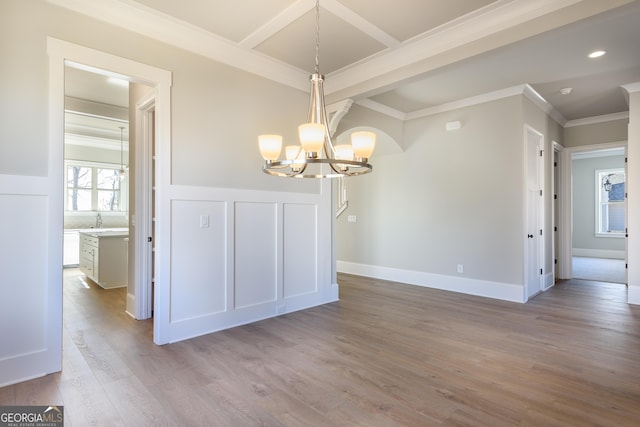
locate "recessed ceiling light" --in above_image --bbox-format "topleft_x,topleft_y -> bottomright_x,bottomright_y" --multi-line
588,50 -> 606,59
560,87 -> 572,95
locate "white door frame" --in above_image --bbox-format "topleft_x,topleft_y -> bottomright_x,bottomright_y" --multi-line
524,125 -> 545,301
47,38 -> 172,348
557,140 -> 628,280
552,141 -> 564,285
133,93 -> 156,319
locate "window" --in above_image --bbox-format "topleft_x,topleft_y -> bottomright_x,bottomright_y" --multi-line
66,162 -> 125,212
596,169 -> 625,236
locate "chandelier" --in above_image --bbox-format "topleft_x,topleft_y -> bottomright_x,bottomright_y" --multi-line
258,0 -> 375,178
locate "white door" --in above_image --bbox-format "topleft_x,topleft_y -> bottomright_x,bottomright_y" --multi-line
525,126 -> 544,299
625,146 -> 629,284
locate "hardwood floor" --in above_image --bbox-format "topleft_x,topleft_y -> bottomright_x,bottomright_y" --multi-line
2,271 -> 639,426
572,256 -> 626,284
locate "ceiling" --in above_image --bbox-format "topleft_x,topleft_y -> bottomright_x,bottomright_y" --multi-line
56,0 -> 640,125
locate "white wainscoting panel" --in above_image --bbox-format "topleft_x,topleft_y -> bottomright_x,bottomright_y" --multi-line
170,200 -> 227,322
0,173 -> 61,387
162,184 -> 335,343
234,202 -> 278,309
0,194 -> 49,359
283,203 -> 318,299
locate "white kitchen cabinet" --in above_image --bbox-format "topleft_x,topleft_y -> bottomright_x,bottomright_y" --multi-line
79,231 -> 128,288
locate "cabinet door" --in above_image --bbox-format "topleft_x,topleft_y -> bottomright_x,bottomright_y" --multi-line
92,245 -> 99,281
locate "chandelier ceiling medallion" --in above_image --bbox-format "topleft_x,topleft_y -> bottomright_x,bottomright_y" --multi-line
258,0 -> 375,178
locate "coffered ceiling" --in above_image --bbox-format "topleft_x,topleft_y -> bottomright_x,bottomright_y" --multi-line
54,0 -> 640,124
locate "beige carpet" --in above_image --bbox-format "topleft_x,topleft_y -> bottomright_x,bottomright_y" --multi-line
572,256 -> 626,284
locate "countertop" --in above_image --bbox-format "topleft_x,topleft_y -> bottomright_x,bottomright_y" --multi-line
76,228 -> 129,238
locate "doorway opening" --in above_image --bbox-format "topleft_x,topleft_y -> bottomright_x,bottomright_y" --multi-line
63,63 -> 156,325
49,37 -> 172,350
558,142 -> 628,285
63,64 -> 131,288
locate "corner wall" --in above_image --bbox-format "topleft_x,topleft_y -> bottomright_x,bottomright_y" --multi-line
337,95 -> 527,302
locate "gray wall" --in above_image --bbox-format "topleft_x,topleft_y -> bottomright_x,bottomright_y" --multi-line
0,0 -> 316,194
572,155 -> 626,253
522,96 -> 564,277
337,95 -> 527,286
564,119 -> 628,147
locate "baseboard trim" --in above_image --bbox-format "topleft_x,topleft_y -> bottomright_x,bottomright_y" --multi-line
572,248 -> 625,259
545,272 -> 555,289
337,261 -> 525,303
628,285 -> 640,305
126,292 -> 136,319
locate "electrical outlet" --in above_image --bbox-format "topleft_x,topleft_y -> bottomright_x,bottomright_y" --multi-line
348,215 -> 357,223
200,214 -> 209,228
457,264 -> 464,274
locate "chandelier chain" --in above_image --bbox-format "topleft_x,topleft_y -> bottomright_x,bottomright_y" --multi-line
314,0 -> 320,74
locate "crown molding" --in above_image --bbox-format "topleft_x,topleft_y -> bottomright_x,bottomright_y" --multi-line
355,99 -> 407,121
622,82 -> 640,94
65,133 -> 129,151
65,96 -> 128,121
564,111 -> 630,128
324,0 -> 583,96
47,0 -> 588,98
406,85 -> 526,121
621,81 -> 640,105
571,146 -> 625,160
522,84 -> 567,126
356,84 -> 569,128
45,0 -> 309,91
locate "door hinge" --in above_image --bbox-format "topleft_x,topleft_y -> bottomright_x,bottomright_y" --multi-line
554,226 -> 558,232
554,194 -> 558,200
148,236 -> 153,243
539,229 -> 543,236
539,189 -> 543,196
540,150 -> 544,157
540,268 -> 543,275
555,259 -> 558,265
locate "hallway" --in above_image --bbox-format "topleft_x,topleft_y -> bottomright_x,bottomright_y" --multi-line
572,256 -> 626,284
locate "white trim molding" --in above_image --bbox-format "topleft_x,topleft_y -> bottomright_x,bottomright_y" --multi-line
337,261 -> 525,303
572,248 -> 626,259
565,111 -> 629,128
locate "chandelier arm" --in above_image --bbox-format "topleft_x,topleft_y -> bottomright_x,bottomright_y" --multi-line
257,0 -> 375,179
263,158 -> 372,178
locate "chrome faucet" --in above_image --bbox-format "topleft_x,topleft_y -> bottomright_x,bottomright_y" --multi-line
96,213 -> 103,228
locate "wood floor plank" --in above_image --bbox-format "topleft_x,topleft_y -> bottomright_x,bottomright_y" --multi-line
2,270 -> 640,426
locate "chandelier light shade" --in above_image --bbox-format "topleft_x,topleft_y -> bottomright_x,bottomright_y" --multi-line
351,131 -> 376,159
258,0 -> 375,178
258,134 -> 283,161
